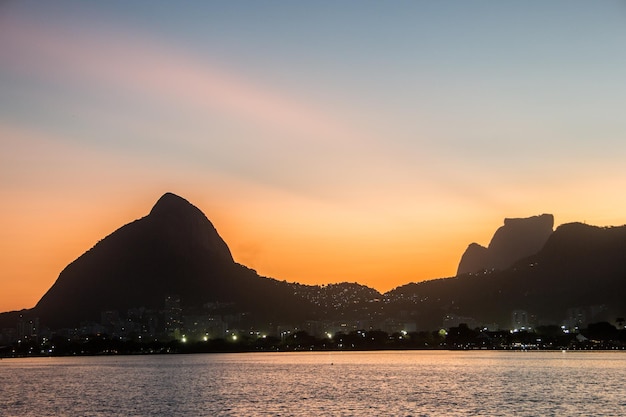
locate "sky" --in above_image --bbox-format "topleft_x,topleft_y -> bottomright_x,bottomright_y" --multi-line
2,0 -> 626,312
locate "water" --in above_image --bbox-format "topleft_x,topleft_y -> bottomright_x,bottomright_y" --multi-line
1,351 -> 625,416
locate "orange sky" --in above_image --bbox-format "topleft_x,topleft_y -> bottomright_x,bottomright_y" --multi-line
2,2 -> 626,312
2,180 -> 626,313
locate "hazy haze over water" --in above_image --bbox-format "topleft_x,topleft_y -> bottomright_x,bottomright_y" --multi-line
2,351 -> 626,416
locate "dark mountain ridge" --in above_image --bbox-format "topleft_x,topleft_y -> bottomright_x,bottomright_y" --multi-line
389,222 -> 626,328
457,214 -> 554,275
27,193 -> 316,328
1,193 -> 625,334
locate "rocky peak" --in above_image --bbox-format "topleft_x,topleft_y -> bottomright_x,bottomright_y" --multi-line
32,193 -> 236,327
457,214 -> 554,275
149,192 -> 233,263
456,243 -> 489,276
150,192 -> 204,218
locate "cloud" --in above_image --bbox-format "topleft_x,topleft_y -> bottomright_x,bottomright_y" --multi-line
1,14 -> 416,203
4,12 -> 592,215
0,16 -> 367,150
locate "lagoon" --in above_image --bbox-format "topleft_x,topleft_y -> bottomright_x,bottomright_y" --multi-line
2,351 -> 625,416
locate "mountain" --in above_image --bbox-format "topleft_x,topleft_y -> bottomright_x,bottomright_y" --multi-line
390,222 -> 626,329
457,214 -> 554,275
456,243 -> 488,276
1,194 -> 624,336
27,193 -> 316,328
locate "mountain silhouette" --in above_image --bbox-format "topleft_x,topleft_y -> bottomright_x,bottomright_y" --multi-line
1,195 -> 624,334
30,193 -> 313,328
390,221 -> 626,329
457,214 -> 554,275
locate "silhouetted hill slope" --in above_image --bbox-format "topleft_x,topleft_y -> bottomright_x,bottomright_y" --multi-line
457,214 -> 554,275
29,193 -> 315,328
390,222 -> 626,328
456,243 -> 488,276
291,282 -> 382,320
1,197 -> 624,333
529,223 -> 626,313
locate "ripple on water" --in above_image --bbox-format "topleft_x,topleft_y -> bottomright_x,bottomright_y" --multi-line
1,351 -> 626,416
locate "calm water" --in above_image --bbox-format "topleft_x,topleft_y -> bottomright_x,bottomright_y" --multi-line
1,351 -> 625,416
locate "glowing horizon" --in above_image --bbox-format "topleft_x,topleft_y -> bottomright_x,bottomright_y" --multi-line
2,1 -> 626,312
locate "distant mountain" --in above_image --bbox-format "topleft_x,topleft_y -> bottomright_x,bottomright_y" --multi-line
390,222 -> 626,329
1,195 -> 624,335
26,193 -> 317,328
457,214 -> 554,275
456,243 -> 488,276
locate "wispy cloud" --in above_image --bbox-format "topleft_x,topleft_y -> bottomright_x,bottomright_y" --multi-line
0,16 -> 368,149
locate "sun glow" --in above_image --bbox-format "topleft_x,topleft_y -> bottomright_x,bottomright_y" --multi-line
2,2 -> 626,312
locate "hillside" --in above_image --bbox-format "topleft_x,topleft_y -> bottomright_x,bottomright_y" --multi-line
1,194 -> 625,336
457,214 -> 554,275
389,222 -> 626,329
18,193 -> 317,328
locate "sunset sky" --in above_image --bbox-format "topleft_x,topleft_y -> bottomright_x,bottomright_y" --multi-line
2,1 -> 626,312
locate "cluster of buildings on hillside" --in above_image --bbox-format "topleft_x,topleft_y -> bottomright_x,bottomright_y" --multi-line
0,294 -> 617,348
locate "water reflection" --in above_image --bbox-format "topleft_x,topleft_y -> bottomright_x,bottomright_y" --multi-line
1,351 -> 625,416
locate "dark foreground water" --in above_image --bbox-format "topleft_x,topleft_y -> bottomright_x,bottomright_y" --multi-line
1,350 -> 625,416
